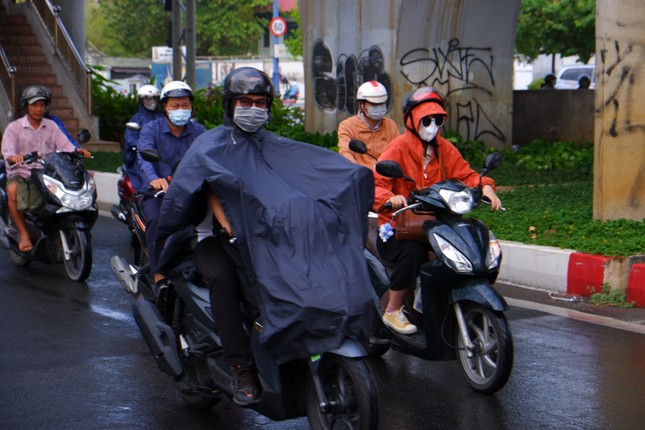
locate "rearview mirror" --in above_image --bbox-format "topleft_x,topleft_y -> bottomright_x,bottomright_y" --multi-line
348,139 -> 368,154
375,160 -> 404,179
139,148 -> 161,163
126,122 -> 141,131
483,152 -> 503,171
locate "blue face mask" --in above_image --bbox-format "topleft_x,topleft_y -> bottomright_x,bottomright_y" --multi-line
168,109 -> 191,126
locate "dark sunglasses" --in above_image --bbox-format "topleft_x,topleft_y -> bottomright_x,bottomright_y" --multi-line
237,97 -> 269,109
421,115 -> 445,127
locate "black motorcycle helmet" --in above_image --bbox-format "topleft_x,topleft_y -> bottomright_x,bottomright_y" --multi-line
222,67 -> 274,117
21,85 -> 51,112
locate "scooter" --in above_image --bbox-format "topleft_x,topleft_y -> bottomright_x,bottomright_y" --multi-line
110,151 -> 379,429
0,136 -> 98,282
110,122 -> 149,266
351,139 -> 514,394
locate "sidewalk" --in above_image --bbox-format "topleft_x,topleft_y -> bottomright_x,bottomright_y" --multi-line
92,171 -> 645,310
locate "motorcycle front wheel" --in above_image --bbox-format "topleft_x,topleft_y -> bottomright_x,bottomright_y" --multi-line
306,355 -> 379,430
456,303 -> 514,394
62,229 -> 92,282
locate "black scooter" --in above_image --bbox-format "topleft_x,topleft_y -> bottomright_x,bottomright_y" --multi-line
351,140 -> 514,394
0,132 -> 98,281
110,150 -> 379,429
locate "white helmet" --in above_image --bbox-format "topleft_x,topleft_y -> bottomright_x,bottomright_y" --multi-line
356,80 -> 388,104
160,81 -> 194,103
137,84 -> 160,99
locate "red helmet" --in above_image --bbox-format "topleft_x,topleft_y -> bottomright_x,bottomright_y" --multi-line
402,86 -> 447,134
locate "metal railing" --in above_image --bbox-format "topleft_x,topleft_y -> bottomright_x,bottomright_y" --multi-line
0,43 -> 17,120
28,0 -> 92,114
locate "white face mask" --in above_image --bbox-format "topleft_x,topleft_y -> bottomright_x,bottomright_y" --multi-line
366,105 -> 387,121
418,121 -> 440,142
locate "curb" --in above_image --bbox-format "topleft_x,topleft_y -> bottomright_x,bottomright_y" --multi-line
92,171 -> 645,307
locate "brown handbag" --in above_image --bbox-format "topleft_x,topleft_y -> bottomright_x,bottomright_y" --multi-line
394,209 -> 436,242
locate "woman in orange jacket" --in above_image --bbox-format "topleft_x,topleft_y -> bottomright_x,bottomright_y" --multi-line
373,87 -> 503,334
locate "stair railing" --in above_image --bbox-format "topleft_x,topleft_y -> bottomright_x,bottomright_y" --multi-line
28,0 -> 92,115
0,43 -> 17,120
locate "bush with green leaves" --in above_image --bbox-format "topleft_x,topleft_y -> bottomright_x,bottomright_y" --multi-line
91,68 -> 138,143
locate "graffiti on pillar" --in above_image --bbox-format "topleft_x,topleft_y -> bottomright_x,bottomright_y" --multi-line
399,38 -> 505,143
400,39 -> 495,96
311,39 -> 392,114
599,40 -> 644,137
456,98 -> 505,143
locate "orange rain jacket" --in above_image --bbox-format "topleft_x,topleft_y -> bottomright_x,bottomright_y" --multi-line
373,129 -> 496,227
337,114 -> 400,169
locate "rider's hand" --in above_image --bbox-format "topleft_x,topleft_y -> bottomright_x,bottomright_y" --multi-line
483,185 -> 502,211
77,148 -> 92,158
7,155 -> 23,165
386,195 -> 407,210
150,177 -> 169,192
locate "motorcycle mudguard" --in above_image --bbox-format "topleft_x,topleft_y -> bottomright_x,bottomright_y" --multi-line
132,295 -> 183,377
449,277 -> 508,311
327,339 -> 367,358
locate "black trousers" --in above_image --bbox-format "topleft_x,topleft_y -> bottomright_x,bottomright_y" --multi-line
376,235 -> 430,292
194,236 -> 250,367
141,193 -> 162,273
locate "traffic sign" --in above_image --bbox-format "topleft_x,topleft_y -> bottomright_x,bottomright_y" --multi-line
270,17 -> 287,37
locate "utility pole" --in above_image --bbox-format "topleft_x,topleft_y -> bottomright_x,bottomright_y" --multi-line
170,0 -> 196,88
272,0 -> 280,96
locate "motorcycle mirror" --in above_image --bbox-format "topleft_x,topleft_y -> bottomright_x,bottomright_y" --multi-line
483,152 -> 503,171
125,122 -> 141,131
139,148 -> 161,163
375,160 -> 405,179
348,139 -> 368,154
348,139 -> 379,161
376,160 -> 417,187
76,129 -> 91,144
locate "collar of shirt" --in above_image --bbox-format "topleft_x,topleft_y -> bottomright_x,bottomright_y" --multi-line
359,111 -> 382,132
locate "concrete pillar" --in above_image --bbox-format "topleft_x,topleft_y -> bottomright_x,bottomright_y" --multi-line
594,0 -> 645,221
300,0 -> 519,149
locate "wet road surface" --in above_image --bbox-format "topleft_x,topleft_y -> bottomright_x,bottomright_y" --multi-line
1,216 -> 644,429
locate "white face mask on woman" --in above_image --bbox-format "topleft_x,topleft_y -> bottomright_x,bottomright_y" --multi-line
418,115 -> 445,141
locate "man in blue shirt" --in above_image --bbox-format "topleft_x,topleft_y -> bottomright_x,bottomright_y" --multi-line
137,81 -> 205,291
124,84 -> 164,192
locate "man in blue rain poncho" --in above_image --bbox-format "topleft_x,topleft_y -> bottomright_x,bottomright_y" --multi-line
156,67 -> 376,406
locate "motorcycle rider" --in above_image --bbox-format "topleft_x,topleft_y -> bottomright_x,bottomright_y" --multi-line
157,67 -> 376,407
374,86 -> 502,334
1,85 -> 91,253
124,84 -> 164,192
137,81 -> 205,290
338,80 -> 399,169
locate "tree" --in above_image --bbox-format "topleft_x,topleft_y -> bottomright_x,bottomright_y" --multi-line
516,0 -> 596,68
86,0 -> 272,58
284,7 -> 302,58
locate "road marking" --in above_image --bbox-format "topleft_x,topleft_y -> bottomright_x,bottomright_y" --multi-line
507,297 -> 645,335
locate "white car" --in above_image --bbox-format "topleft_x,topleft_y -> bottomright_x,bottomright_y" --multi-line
555,65 -> 595,89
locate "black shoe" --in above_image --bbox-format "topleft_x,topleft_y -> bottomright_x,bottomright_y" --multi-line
231,362 -> 261,406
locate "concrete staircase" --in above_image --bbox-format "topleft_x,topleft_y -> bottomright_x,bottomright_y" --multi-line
0,1 -> 81,138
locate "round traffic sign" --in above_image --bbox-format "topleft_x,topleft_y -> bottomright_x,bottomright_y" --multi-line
270,17 -> 287,37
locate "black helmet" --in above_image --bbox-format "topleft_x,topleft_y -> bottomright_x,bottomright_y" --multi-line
222,67 -> 273,116
21,85 -> 51,111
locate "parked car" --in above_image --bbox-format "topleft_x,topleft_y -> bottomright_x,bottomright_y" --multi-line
555,65 -> 595,89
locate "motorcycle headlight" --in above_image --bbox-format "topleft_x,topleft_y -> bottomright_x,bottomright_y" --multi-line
438,188 -> 475,214
43,176 -> 95,212
486,232 -> 502,270
433,233 -> 473,273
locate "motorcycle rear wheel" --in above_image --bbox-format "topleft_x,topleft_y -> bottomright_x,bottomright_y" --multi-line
63,229 -> 92,282
456,303 -> 514,394
306,355 -> 379,430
